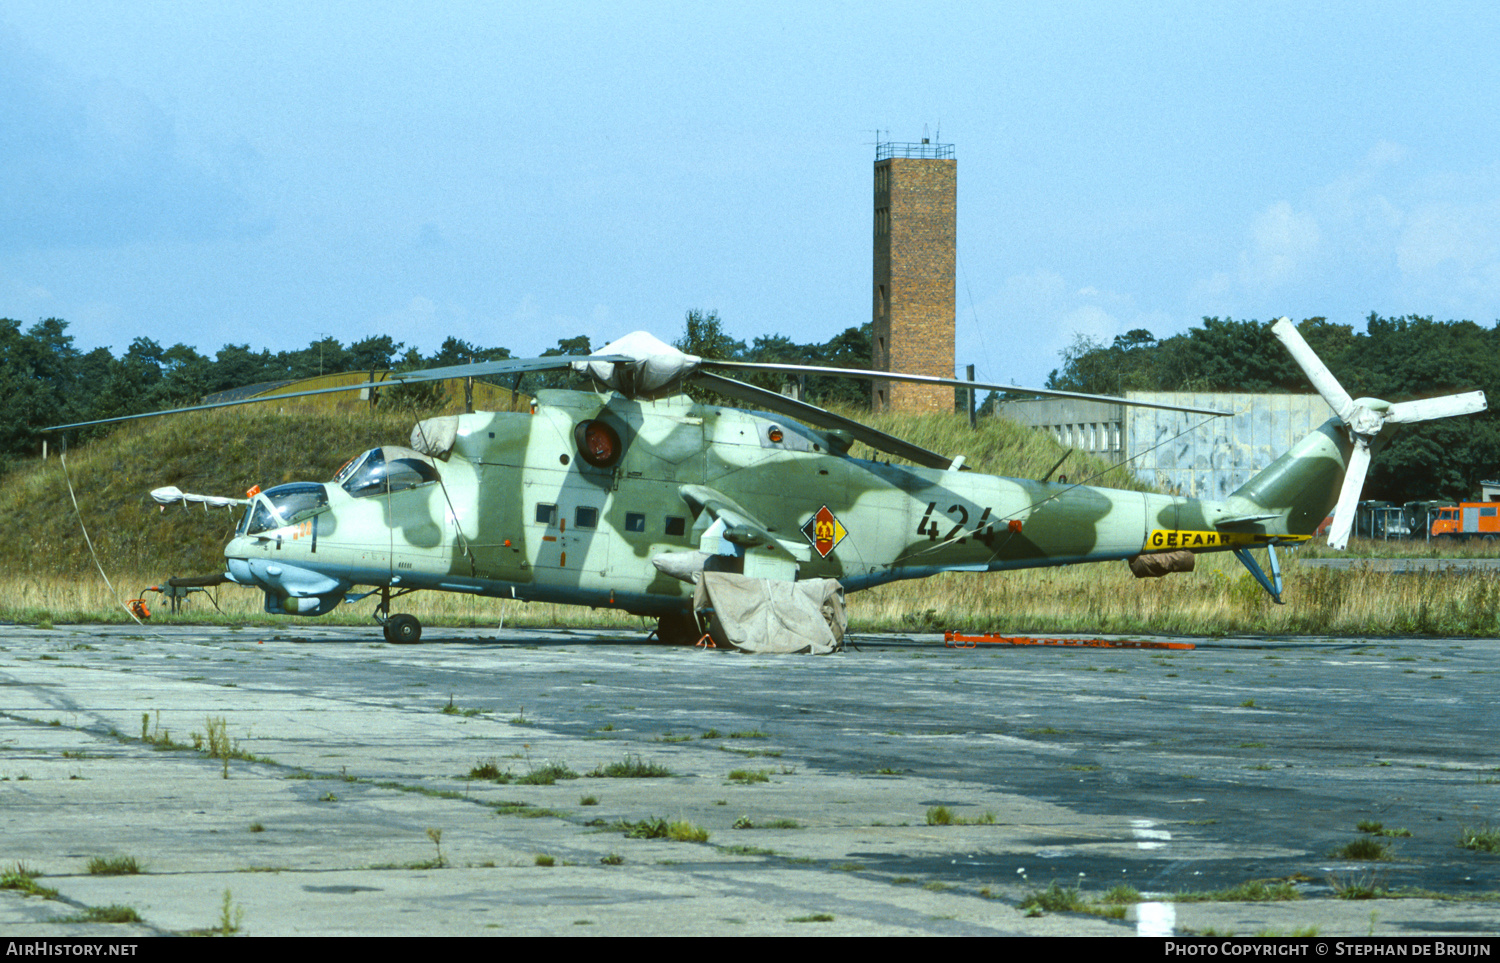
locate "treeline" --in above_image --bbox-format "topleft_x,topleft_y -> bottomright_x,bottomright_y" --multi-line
2,311 -> 872,469
1043,314 -> 1500,504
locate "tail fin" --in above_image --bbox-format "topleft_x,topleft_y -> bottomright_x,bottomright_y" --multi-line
1222,417 -> 1350,537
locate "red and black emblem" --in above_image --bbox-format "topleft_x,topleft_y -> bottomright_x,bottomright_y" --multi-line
801,505 -> 848,558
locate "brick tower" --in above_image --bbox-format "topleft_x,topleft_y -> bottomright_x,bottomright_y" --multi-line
871,138 -> 956,412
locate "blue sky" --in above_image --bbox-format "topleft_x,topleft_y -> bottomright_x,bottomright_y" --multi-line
4,1 -> 1499,388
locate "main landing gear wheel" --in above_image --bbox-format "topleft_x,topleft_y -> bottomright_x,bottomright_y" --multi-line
384,614 -> 422,644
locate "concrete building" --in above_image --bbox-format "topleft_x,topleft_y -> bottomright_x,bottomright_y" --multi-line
996,393 -> 1337,499
871,139 -> 955,412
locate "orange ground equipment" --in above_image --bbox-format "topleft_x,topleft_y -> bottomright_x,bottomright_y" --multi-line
944,631 -> 1194,651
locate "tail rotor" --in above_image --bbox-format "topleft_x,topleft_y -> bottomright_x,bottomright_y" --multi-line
1270,317 -> 1486,550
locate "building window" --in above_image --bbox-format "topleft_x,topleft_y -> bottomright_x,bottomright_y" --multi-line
625,512 -> 646,533
575,506 -> 599,529
535,503 -> 557,525
665,516 -> 686,537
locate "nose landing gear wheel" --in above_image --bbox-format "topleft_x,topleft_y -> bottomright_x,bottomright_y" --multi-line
384,614 -> 422,644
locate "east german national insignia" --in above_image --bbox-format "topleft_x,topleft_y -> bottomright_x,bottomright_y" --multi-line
801,505 -> 847,558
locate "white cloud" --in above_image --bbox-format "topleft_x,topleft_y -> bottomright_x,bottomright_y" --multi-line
1197,147 -> 1500,322
1240,200 -> 1321,289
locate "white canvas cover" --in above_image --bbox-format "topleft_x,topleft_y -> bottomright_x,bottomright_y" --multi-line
692,572 -> 846,654
572,331 -> 701,398
411,416 -> 460,457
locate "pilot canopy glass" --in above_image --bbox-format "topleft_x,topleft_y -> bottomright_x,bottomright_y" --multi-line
239,483 -> 328,536
333,446 -> 440,498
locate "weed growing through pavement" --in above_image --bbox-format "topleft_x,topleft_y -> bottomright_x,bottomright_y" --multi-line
468,759 -> 513,782
667,821 -> 710,843
205,716 -> 231,778
87,856 -> 141,876
1459,824 -> 1500,853
1019,882 -> 1140,920
426,828 -> 445,867
218,888 -> 244,935
587,755 -> 673,778
925,806 -> 996,826
1,864 -> 58,899
1102,884 -> 1142,905
1335,837 -> 1391,861
728,769 -> 769,784
1330,869 -> 1389,900
613,817 -> 709,842
733,816 -> 801,830
516,761 -> 578,785
1019,882 -> 1087,916
619,817 -> 669,839
442,695 -> 484,717
139,711 -> 188,750
1174,879 -> 1302,902
55,905 -> 142,924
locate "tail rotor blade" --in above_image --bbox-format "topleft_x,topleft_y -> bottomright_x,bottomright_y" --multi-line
1386,391 -> 1487,424
1270,317 -> 1355,420
1326,440 -> 1372,551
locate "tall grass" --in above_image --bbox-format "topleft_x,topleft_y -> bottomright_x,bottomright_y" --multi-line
859,548 -> 1500,636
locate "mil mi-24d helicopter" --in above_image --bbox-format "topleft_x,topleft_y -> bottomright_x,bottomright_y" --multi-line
46,319 -> 1486,646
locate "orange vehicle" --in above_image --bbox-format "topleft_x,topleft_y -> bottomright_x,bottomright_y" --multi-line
1430,503 -> 1500,541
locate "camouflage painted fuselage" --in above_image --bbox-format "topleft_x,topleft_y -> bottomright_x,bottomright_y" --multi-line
224,389 -> 1351,618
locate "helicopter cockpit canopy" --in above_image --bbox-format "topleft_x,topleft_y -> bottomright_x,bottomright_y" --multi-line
333,446 -> 440,498
239,482 -> 329,536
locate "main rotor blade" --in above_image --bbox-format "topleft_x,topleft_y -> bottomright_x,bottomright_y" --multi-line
1385,391 -> 1488,424
1326,439 -> 1372,551
42,353 -> 631,432
692,371 -> 955,470
390,354 -> 630,384
1270,317 -> 1355,421
700,360 -> 1232,416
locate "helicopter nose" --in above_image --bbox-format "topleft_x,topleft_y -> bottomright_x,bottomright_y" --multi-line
227,557 -> 349,597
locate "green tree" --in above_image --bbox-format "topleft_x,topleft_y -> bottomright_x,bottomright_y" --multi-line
676,309 -> 744,361
0,318 -> 80,463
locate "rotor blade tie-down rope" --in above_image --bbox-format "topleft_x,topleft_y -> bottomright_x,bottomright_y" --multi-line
410,416 -> 472,558
58,446 -> 145,627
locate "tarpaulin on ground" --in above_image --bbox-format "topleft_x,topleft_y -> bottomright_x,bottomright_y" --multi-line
692,573 -> 846,654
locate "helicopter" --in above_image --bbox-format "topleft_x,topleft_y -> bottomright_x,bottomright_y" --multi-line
47,319 -> 1485,645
